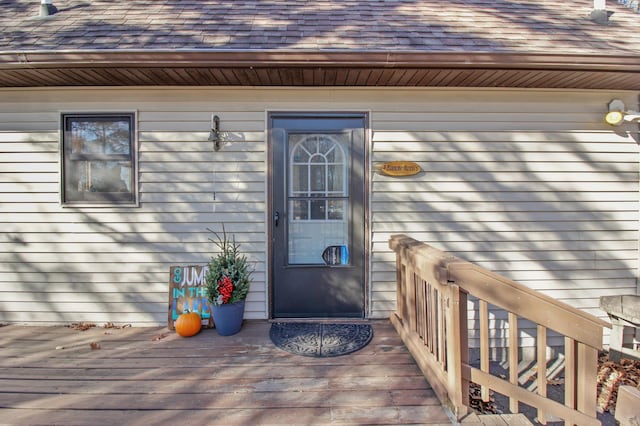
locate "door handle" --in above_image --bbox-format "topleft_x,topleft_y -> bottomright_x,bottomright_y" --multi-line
274,211 -> 280,227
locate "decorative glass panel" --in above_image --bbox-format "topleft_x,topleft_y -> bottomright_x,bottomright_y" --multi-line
287,133 -> 349,264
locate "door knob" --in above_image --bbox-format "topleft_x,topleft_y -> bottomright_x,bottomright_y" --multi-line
274,211 -> 280,227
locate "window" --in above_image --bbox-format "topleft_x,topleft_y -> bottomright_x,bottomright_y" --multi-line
61,113 -> 136,205
289,134 -> 348,221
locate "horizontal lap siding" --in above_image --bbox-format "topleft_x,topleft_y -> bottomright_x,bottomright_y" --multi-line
369,90 -> 640,347
0,87 -> 638,335
0,91 -> 267,325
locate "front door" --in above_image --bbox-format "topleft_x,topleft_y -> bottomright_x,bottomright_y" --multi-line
270,113 -> 367,318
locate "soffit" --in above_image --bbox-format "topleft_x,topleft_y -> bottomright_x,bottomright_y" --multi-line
0,50 -> 638,89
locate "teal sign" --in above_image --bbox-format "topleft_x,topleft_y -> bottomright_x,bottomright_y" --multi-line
168,265 -> 214,329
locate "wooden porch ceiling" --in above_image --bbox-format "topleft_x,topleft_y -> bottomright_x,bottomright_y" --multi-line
1,51 -> 639,89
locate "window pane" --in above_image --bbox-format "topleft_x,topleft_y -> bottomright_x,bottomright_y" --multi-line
327,165 -> 344,193
291,164 -> 308,193
301,137 -> 318,155
69,118 -> 131,155
309,154 -> 324,163
292,146 -> 309,162
327,199 -> 345,220
325,143 -> 342,163
291,199 -> 308,220
310,200 -> 326,220
65,160 -> 133,202
310,164 -> 325,192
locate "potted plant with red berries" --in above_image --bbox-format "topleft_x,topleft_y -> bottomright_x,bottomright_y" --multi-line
205,226 -> 251,336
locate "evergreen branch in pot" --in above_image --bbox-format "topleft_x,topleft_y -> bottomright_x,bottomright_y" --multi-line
205,226 -> 251,307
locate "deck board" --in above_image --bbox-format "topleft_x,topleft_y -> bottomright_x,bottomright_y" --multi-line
0,320 -> 453,425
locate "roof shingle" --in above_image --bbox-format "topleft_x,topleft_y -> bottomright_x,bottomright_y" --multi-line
0,0 -> 638,89
0,0 -> 638,55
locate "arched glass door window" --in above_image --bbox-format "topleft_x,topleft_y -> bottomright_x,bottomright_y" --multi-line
288,133 -> 350,265
289,134 -> 348,221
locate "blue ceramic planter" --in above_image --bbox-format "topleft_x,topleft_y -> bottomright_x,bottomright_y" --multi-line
211,300 -> 245,336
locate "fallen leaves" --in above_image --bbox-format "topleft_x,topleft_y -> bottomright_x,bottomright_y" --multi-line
66,322 -> 96,331
469,382 -> 499,414
103,322 -> 131,329
62,322 -> 133,351
522,372 -> 563,386
597,354 -> 640,413
66,322 -> 132,332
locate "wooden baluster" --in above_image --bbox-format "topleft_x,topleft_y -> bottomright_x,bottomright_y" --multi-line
537,325 -> 547,424
576,342 -> 597,419
508,311 -> 519,414
437,290 -> 446,365
416,277 -> 424,340
407,266 -> 417,332
564,336 -> 577,425
429,281 -> 436,354
395,254 -> 406,324
479,299 -> 490,402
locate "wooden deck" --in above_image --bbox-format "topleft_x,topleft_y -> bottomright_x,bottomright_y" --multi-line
0,320 -> 455,425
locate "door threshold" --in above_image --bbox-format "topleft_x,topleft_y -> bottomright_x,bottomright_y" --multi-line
269,318 -> 370,324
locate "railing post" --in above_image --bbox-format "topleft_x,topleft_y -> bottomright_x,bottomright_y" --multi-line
446,283 -> 468,417
395,248 -> 406,324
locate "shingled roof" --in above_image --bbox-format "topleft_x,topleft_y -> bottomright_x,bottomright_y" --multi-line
0,0 -> 639,88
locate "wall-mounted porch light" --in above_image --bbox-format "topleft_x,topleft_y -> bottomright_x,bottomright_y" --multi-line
209,114 -> 221,150
605,99 -> 640,126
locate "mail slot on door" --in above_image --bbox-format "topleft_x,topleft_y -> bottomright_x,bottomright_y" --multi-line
322,245 -> 349,265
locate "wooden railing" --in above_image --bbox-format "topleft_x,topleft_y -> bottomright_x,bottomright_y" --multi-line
389,234 -> 609,425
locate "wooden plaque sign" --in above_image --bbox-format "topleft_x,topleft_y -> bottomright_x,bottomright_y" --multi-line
168,265 -> 214,329
375,161 -> 422,177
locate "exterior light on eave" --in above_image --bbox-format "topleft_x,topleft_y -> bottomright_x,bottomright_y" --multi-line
605,99 -> 640,126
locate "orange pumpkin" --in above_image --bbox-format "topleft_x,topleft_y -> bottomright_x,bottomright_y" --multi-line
175,311 -> 202,337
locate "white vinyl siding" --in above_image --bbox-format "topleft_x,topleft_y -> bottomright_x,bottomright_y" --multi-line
367,91 -> 639,348
0,93 -> 268,325
0,87 -> 638,333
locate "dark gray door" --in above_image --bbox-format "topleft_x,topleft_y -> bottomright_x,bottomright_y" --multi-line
270,114 -> 366,318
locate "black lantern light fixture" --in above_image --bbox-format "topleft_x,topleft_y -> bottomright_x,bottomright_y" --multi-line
209,114 -> 221,150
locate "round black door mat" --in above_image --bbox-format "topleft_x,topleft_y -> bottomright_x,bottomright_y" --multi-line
269,322 -> 373,357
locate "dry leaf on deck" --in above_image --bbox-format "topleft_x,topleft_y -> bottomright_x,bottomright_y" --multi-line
67,322 -> 96,331
103,322 -> 131,329
152,332 -> 169,341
